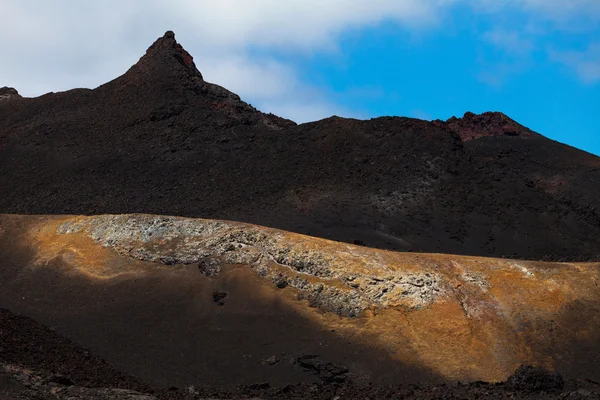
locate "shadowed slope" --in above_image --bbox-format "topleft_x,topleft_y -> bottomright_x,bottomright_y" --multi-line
0,308 -> 151,394
1,311 -> 598,399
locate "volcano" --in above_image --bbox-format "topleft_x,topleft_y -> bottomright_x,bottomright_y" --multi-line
1,32 -> 600,399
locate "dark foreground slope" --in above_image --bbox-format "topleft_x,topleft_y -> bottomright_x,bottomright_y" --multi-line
3,308 -> 597,400
1,31 -> 599,261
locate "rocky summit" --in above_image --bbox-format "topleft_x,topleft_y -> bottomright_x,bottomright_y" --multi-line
1,31 -> 600,399
1,31 -> 599,262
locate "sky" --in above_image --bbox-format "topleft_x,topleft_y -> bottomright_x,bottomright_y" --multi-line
0,0 -> 598,155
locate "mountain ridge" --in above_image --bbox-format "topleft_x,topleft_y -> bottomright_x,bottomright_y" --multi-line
1,31 -> 541,134
1,31 -> 599,261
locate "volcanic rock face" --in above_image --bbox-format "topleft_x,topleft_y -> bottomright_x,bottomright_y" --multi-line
445,111 -> 539,142
0,31 -> 599,263
57,214 -> 445,317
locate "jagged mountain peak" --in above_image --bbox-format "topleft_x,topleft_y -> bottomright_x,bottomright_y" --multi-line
102,31 -> 295,130
120,30 -> 204,83
146,30 -> 203,79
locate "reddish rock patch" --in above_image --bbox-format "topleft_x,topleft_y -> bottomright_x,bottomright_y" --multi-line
446,111 -> 539,142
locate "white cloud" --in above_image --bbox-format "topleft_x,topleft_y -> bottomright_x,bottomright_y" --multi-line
201,56 -> 297,100
0,0 -> 451,122
0,0 -> 597,122
168,0 -> 446,51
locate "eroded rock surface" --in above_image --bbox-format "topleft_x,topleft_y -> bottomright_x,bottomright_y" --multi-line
57,215 -> 445,317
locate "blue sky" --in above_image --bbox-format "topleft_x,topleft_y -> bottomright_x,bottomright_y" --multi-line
1,0 -> 599,155
253,4 -> 600,155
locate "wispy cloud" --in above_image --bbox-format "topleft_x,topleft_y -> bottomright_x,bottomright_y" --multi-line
477,62 -> 532,88
471,0 -> 600,22
483,29 -> 534,55
476,1 -> 600,86
550,43 -> 600,84
516,0 -> 600,21
476,28 -> 535,87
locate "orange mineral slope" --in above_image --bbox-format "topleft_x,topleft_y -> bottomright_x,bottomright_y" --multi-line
0,214 -> 598,388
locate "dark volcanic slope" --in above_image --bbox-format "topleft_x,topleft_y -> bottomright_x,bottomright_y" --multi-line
0,308 -> 149,393
1,31 -> 599,261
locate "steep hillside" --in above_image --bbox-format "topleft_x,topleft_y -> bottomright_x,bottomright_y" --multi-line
1,31 -> 599,261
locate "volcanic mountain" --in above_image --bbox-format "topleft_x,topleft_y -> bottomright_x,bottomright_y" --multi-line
1,31 -> 599,262
2,31 -> 600,399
